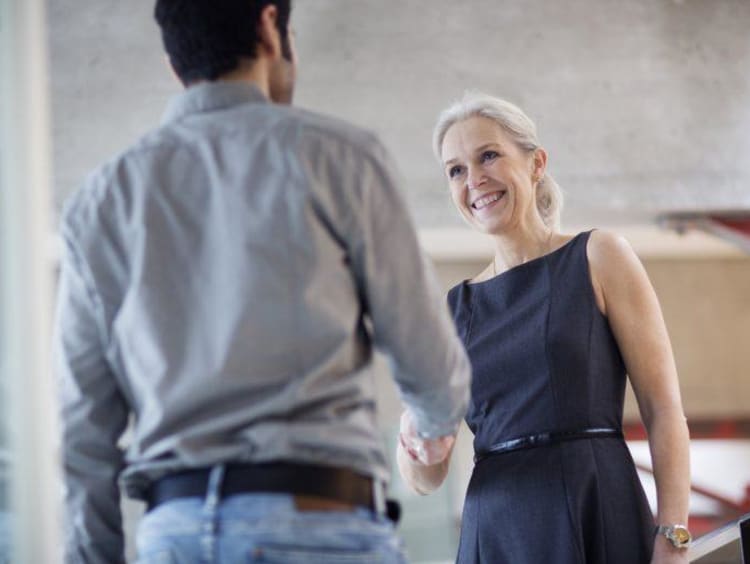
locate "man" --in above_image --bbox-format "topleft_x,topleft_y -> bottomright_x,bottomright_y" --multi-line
54,1 -> 471,562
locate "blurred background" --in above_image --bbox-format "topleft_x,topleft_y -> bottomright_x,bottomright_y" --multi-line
1,0 -> 749,562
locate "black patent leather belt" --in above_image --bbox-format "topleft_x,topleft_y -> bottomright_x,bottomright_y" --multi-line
147,462 -> 376,512
474,427 -> 623,463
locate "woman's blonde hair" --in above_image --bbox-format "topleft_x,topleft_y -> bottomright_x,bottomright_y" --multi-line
433,91 -> 563,230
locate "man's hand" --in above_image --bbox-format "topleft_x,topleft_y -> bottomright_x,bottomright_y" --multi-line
398,410 -> 455,466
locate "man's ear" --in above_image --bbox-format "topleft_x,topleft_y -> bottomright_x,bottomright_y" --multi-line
164,55 -> 184,86
257,4 -> 281,58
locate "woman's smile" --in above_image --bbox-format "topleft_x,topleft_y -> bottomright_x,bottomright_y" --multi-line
470,190 -> 507,211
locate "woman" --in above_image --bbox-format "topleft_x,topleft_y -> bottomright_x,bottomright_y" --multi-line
397,92 -> 691,564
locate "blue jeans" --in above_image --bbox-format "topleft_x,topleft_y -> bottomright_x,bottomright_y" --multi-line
136,465 -> 408,563
0,510 -> 10,564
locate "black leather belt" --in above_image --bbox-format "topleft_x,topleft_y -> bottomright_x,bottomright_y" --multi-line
147,462 -> 376,512
474,427 -> 623,463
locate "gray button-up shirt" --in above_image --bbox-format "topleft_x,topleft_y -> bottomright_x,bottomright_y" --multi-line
54,82 -> 471,563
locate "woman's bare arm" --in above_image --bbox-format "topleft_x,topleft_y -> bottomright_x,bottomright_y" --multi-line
589,230 -> 690,563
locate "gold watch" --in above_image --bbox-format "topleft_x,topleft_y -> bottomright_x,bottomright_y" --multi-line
655,524 -> 692,549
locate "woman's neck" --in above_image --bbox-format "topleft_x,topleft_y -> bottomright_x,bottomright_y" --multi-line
490,222 -> 556,274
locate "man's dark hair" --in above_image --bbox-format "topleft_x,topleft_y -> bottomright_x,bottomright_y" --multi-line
154,0 -> 292,85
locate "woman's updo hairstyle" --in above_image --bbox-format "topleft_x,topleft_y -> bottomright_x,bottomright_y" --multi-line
432,91 -> 563,230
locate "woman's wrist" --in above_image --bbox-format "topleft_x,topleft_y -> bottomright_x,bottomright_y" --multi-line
652,533 -> 689,562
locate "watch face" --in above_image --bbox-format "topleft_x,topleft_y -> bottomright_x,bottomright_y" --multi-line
672,526 -> 692,545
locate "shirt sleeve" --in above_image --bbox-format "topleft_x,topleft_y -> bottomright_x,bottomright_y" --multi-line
53,222 -> 128,564
350,137 -> 472,438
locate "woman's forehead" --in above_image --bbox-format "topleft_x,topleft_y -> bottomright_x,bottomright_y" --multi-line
443,117 -> 514,160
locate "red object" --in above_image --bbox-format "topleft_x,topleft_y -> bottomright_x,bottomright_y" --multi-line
626,418 -> 750,537
713,217 -> 750,237
624,418 -> 750,440
659,210 -> 750,255
660,211 -> 750,254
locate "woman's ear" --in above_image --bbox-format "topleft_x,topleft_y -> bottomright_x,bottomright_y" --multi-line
532,148 -> 548,183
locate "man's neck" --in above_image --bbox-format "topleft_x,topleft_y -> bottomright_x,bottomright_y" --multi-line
208,60 -> 270,99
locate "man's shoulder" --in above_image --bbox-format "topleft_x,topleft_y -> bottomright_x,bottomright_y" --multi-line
60,131 -> 162,238
280,106 -> 386,160
60,159 -> 116,238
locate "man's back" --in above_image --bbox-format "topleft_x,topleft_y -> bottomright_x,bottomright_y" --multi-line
57,3 -> 470,562
57,81 -> 470,561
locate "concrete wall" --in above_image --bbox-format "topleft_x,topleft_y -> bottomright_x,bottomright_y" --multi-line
48,0 -> 750,228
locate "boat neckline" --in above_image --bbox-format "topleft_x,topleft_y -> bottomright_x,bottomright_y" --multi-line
462,232 -> 584,288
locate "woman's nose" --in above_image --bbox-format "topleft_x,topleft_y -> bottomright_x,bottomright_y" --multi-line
466,168 -> 486,190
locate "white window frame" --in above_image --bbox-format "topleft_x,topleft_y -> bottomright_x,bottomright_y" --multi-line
0,0 -> 63,561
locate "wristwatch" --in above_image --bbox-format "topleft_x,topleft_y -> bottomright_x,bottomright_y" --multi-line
655,524 -> 692,548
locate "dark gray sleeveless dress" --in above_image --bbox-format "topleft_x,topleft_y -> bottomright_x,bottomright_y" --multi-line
447,231 -> 655,564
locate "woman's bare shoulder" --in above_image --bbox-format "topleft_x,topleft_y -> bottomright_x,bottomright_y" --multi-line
587,229 -> 637,271
586,229 -> 650,302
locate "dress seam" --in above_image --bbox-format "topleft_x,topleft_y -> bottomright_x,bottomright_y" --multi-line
463,288 -> 476,347
543,258 -> 587,564
475,468 -> 483,564
588,439 -> 611,563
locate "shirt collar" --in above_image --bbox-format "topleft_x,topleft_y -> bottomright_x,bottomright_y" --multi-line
161,81 -> 269,125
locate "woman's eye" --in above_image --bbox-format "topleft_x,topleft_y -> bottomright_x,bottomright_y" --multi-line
448,165 -> 463,178
481,150 -> 499,163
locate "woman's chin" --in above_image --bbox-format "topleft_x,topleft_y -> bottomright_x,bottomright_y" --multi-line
473,216 -> 510,235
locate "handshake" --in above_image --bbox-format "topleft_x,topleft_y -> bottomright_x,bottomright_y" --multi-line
397,410 -> 456,467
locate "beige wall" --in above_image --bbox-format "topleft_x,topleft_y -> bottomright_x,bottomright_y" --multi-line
430,256 -> 750,423
643,258 -> 750,420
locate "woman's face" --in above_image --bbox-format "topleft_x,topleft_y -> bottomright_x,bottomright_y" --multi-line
441,116 -> 544,235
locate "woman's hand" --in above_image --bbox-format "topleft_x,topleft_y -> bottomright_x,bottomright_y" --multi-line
398,410 -> 456,466
396,409 -> 457,494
